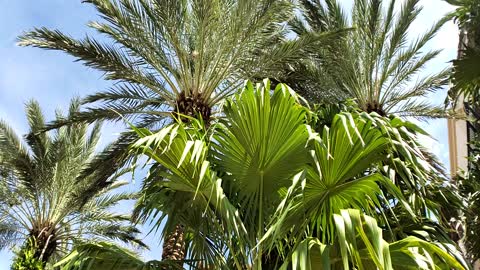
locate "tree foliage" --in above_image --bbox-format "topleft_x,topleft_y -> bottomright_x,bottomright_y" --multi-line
286,0 -> 449,118
56,81 -> 466,269
10,239 -> 44,270
446,0 -> 480,105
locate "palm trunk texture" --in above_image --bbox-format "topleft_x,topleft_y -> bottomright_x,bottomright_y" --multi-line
162,224 -> 186,269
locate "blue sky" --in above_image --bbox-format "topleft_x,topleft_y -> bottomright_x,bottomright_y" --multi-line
0,0 -> 458,267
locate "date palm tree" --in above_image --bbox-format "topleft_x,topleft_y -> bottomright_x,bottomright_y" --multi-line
287,0 -> 450,118
16,0 -> 340,262
56,81 -> 467,269
0,98 -> 144,267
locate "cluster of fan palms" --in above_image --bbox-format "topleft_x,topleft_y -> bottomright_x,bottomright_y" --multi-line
0,0 -> 472,269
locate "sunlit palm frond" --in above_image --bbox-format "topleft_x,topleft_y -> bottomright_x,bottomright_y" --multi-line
211,80 -> 310,242
55,242 -> 172,270
261,111 -> 414,251
286,209 -> 465,270
130,120 -> 248,268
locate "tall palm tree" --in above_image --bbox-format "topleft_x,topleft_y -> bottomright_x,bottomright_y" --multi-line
0,98 -> 144,267
287,0 -> 449,118
55,80 -> 466,269
17,0 -> 309,126
17,1 -> 339,261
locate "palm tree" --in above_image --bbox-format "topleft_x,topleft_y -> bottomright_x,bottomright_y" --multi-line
286,0 -> 449,118
0,98 -> 144,267
16,1 -> 339,261
55,80 -> 466,269
17,0 -> 308,125
284,0 -> 463,244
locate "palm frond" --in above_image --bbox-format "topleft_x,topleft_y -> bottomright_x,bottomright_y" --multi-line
0,120 -> 33,190
449,46 -> 480,105
55,242 -> 170,270
286,209 -> 466,270
211,80 -> 310,241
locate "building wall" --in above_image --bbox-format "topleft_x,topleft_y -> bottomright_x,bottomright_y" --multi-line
448,106 -> 469,176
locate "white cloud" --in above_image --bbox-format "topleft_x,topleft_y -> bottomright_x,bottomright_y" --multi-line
418,132 -> 449,159
412,117 -> 451,169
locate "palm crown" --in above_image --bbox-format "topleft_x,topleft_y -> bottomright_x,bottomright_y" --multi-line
290,0 -> 449,118
17,0 -> 332,127
0,99 -> 144,265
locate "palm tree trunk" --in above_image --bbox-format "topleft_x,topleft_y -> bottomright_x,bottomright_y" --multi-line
162,223 -> 186,268
162,97 -> 211,268
30,224 -> 57,264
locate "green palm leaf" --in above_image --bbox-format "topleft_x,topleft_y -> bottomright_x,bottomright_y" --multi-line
55,242 -> 173,270
130,120 -> 248,268
261,111 -> 413,248
212,80 -> 310,239
292,0 -> 449,118
286,209 -> 465,270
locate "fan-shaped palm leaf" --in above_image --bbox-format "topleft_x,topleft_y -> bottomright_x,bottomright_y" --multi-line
286,209 -> 465,270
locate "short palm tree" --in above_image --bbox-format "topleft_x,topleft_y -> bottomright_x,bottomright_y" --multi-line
17,1 -> 338,261
0,99 -> 144,266
56,81 -> 467,269
288,0 -> 449,118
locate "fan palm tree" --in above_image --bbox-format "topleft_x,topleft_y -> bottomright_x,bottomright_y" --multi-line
286,0 -> 449,118
0,98 -> 144,267
55,80 -> 466,269
17,1 -> 341,261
